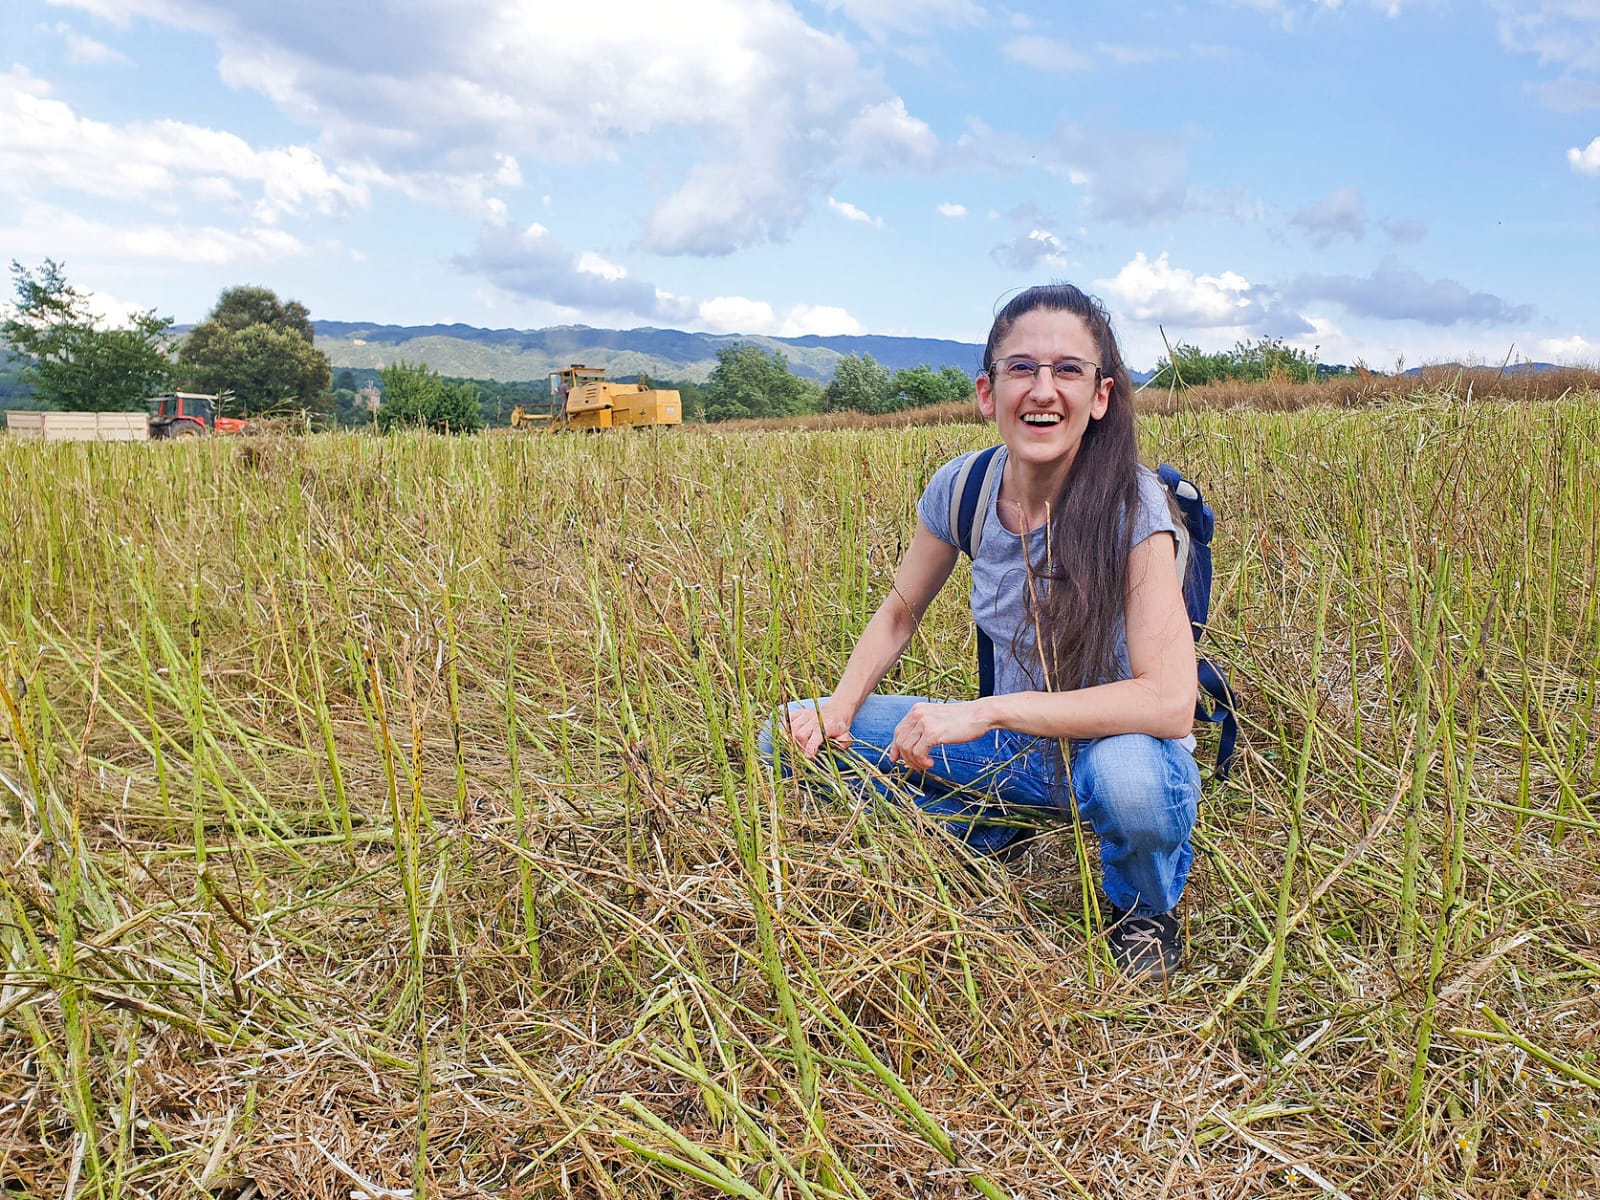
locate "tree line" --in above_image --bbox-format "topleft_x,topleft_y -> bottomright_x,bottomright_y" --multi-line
1150,337 -> 1354,389
697,343 -> 972,421
2,259 -> 975,430
2,260 -> 331,417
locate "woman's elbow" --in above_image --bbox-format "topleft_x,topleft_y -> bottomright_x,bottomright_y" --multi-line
1145,679 -> 1196,740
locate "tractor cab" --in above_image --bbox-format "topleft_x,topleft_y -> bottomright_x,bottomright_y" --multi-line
146,392 -> 248,438
147,392 -> 216,438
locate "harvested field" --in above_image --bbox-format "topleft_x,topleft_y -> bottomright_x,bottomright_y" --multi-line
1,391 -> 1597,1199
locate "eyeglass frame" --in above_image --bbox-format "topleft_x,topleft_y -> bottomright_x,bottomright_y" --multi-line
985,355 -> 1104,385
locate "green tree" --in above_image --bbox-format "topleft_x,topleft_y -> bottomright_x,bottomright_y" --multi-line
375,361 -> 483,433
1153,337 -> 1319,388
889,363 -> 972,411
823,354 -> 892,413
179,285 -> 331,415
702,344 -> 820,422
2,259 -> 173,411
434,380 -> 484,432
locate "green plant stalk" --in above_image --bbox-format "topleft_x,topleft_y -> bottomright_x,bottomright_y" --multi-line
682,584 -> 822,1121
501,594 -> 541,973
442,570 -> 468,826
1397,546 -> 1443,970
1265,566 -> 1333,1027
298,582 -> 353,848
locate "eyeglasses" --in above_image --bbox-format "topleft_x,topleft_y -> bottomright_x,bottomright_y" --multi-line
989,355 -> 1102,385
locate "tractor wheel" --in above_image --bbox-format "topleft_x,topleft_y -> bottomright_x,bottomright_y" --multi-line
170,422 -> 204,438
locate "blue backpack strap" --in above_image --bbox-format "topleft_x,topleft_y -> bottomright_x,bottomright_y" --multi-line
951,445 -> 1003,558
952,446 -> 1004,696
1156,462 -> 1239,780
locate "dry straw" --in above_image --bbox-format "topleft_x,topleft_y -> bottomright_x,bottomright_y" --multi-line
1,381 -> 1597,1199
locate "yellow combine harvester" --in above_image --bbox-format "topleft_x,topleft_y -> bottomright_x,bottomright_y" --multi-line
511,364 -> 683,432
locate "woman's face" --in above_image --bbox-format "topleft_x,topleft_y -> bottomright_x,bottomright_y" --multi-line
976,308 -> 1113,473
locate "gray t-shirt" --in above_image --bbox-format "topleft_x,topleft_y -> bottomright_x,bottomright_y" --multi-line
918,446 -> 1179,697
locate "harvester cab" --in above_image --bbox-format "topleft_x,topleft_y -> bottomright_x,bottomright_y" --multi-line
511,364 -> 682,432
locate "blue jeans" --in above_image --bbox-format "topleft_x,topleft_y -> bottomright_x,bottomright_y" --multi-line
761,694 -> 1200,917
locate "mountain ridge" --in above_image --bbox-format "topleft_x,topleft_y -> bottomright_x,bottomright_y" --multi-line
312,320 -> 989,384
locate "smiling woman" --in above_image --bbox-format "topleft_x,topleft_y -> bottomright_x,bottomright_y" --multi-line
765,282 -> 1201,983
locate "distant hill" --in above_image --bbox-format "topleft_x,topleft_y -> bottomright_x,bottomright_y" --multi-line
313,321 -> 989,384
1401,361 -> 1564,376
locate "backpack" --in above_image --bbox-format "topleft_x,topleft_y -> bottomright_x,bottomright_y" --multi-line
948,446 -> 1239,779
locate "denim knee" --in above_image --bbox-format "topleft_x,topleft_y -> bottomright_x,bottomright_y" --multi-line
1073,734 -> 1197,842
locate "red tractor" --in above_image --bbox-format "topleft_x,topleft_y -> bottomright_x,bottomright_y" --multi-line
146,392 -> 251,439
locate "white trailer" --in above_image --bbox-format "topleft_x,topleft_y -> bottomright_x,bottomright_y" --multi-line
4,411 -> 149,442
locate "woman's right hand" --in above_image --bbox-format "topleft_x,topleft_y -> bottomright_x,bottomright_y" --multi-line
784,700 -> 854,760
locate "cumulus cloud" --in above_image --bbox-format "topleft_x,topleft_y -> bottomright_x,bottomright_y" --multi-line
1289,186 -> 1366,246
827,196 -> 885,228
779,304 -> 865,337
990,229 -> 1070,271
1568,135 -> 1600,173
575,251 -> 627,282
690,296 -> 864,337
842,98 -> 938,172
0,201 -> 308,265
1288,259 -> 1532,325
0,66 -> 368,219
45,0 -> 925,259
1537,334 -> 1600,361
1095,252 -> 1261,327
695,295 -> 776,334
936,202 -> 967,217
1094,252 -> 1314,336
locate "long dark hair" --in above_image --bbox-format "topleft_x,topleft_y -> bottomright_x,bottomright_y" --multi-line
982,284 -> 1141,691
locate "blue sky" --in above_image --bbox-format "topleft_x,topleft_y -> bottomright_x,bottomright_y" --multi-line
2,0 -> 1597,371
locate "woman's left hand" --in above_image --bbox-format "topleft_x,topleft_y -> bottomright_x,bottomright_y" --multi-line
889,700 -> 991,771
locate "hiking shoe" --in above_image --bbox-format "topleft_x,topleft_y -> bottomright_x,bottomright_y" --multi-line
1108,908 -> 1183,982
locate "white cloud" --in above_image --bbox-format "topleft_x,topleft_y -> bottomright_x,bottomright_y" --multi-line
696,295 -> 777,334
1568,135 -> 1600,173
0,66 -> 368,220
936,202 -> 967,217
991,229 -> 1070,272
42,0 -> 919,258
843,98 -> 938,171
457,220 -> 660,314
819,0 -> 981,37
1094,42 -> 1174,65
779,305 -> 865,337
1536,334 -> 1599,362
575,251 -> 627,282
48,23 -> 132,66
827,196 -> 885,228
1095,252 -> 1259,326
0,201 -> 309,265
1495,1 -> 1600,74
1002,37 -> 1095,71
